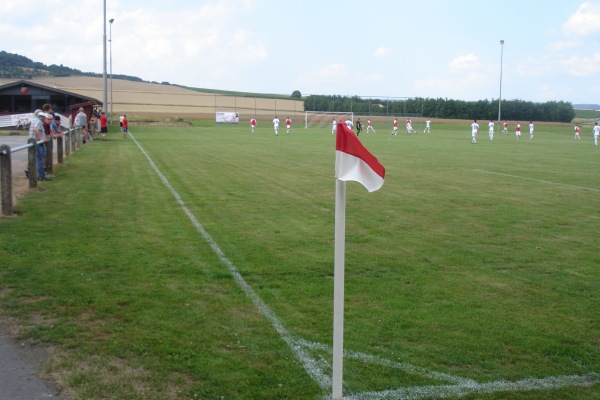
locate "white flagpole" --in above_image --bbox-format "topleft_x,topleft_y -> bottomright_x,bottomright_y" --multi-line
332,178 -> 346,400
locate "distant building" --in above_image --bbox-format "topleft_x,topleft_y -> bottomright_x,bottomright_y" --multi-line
0,79 -> 101,114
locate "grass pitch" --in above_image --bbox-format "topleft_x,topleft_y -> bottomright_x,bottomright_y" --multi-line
0,121 -> 598,399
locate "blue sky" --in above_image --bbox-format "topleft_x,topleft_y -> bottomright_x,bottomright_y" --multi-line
3,0 -> 599,104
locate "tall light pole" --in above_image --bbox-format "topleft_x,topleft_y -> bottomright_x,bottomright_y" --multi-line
102,0 -> 107,118
109,18 -> 114,124
497,40 -> 504,133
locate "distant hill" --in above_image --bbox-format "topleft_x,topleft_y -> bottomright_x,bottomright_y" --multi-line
0,50 -> 172,85
573,104 -> 600,110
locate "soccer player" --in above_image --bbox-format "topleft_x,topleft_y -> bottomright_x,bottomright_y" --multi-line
121,114 -> 128,139
574,124 -> 581,140
488,120 -> 494,140
285,116 -> 292,134
406,118 -> 417,134
250,117 -> 256,133
503,121 -> 509,135
593,122 -> 600,146
356,118 -> 363,136
392,118 -> 398,135
332,119 -> 337,135
529,121 -> 534,140
272,116 -> 280,136
515,122 -> 521,141
471,119 -> 479,144
366,119 -> 376,133
424,118 -> 431,133
345,118 -> 353,130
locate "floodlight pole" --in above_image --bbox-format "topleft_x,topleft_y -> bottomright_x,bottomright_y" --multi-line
109,18 -> 114,124
102,0 -> 107,117
497,40 -> 504,133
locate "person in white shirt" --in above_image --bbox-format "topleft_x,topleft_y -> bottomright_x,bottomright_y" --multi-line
593,122 -> 600,146
471,119 -> 479,144
272,116 -> 280,136
345,118 -> 353,130
423,119 -> 431,133
529,121 -> 534,140
488,120 -> 494,140
332,119 -> 337,135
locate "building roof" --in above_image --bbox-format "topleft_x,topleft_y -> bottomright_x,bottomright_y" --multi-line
0,79 -> 101,104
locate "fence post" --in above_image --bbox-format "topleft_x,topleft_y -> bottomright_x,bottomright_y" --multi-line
71,128 -> 76,152
45,137 -> 54,174
65,129 -> 71,157
57,135 -> 64,164
76,127 -> 82,148
28,138 -> 38,188
1,144 -> 13,216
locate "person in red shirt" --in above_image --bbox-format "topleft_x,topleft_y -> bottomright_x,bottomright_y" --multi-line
250,117 -> 256,133
99,112 -> 108,141
515,122 -> 521,141
503,121 -> 509,135
574,124 -> 581,140
285,117 -> 292,134
121,114 -> 128,139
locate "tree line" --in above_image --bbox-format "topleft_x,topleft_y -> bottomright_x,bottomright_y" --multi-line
0,50 -> 144,83
303,95 -> 575,123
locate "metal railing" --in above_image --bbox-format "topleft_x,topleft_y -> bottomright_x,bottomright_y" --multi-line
1,127 -> 83,216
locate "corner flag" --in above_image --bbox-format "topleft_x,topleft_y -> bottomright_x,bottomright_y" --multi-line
333,121 -> 385,399
335,121 -> 385,192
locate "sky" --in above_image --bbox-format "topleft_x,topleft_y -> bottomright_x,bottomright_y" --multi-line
3,0 -> 600,104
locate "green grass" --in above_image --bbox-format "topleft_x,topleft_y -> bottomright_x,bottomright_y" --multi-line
574,109 -> 600,121
0,123 -> 599,399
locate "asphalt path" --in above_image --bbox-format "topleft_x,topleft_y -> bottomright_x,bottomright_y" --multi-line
1,136 -> 64,399
0,135 -> 30,176
0,323 -> 62,399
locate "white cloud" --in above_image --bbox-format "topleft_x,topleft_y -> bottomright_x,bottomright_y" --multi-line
548,40 -> 581,51
559,51 -> 600,77
564,2 -> 600,36
373,47 -> 390,57
449,54 -> 480,71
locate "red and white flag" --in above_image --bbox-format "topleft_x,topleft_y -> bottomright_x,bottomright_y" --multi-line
335,121 -> 385,192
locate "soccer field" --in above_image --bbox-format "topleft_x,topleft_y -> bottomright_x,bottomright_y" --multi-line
1,122 -> 599,399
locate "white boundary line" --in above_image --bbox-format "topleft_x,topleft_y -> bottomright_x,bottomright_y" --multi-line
472,169 -> 600,192
129,132 -> 599,399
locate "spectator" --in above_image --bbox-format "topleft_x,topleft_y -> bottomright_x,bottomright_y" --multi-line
28,111 -> 51,181
74,107 -> 90,142
99,112 -> 108,141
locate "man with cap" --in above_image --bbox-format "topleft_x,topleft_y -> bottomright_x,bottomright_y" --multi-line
50,115 -> 63,139
74,107 -> 89,142
28,110 -> 51,181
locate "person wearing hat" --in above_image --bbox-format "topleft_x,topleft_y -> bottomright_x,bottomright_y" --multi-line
74,107 -> 90,143
50,115 -> 63,139
28,110 -> 51,181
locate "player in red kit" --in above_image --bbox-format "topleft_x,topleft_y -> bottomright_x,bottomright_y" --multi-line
285,117 -> 292,134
